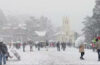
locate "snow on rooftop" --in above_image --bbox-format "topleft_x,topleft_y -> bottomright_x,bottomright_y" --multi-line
35,31 -> 47,37
18,24 -> 26,29
55,32 -> 65,36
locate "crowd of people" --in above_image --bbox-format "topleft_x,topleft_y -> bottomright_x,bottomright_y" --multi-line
79,38 -> 100,61
21,41 -> 67,52
0,40 -> 68,65
1,38 -> 100,65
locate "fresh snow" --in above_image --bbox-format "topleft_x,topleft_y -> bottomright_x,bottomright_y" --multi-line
7,46 -> 100,65
35,31 -> 47,36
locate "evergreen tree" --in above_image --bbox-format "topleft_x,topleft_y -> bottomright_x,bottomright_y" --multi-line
83,0 -> 100,43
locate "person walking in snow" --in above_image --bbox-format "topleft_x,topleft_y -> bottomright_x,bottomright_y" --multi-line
37,42 -> 41,51
28,40 -> 34,52
95,38 -> 100,61
61,42 -> 66,51
56,42 -> 60,51
79,44 -> 85,60
0,42 -> 8,65
91,42 -> 96,52
46,41 -> 49,51
23,42 -> 26,52
2,43 -> 8,65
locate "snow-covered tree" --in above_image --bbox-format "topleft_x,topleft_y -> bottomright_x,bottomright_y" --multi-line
0,9 -> 7,28
25,16 -> 55,41
83,0 -> 100,43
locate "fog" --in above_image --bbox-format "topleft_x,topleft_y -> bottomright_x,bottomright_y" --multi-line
0,0 -> 95,33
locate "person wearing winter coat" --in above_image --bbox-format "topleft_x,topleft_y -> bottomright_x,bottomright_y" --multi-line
28,40 -> 34,52
46,41 -> 49,51
23,42 -> 26,52
37,43 -> 41,51
0,42 -> 8,65
95,38 -> 100,61
56,42 -> 60,51
61,42 -> 66,51
92,42 -> 96,52
2,43 -> 8,65
79,44 -> 85,60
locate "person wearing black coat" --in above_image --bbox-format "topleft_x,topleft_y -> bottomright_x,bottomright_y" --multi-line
23,42 -> 26,52
61,42 -> 66,51
37,43 -> 41,51
46,41 -> 49,51
2,43 -> 8,65
0,42 -> 8,65
56,42 -> 60,51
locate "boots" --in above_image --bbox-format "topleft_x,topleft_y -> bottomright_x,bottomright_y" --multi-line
80,57 -> 84,60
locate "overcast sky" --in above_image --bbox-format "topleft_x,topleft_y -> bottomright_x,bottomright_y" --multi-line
0,0 -> 95,33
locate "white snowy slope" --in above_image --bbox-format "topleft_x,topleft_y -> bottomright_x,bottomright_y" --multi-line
7,46 -> 100,65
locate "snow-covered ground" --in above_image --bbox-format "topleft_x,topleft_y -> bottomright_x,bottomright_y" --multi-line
7,46 -> 100,65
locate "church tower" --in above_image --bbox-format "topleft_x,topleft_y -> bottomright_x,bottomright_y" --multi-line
63,16 -> 70,35
62,16 -> 71,42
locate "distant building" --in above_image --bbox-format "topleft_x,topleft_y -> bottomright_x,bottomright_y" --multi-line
57,16 -> 78,46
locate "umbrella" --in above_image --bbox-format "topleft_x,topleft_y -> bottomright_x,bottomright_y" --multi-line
96,36 -> 100,40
